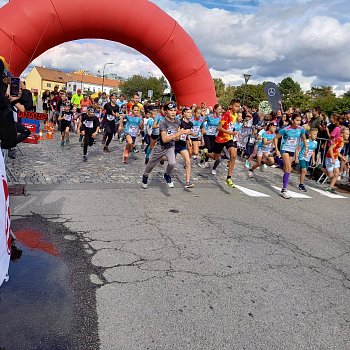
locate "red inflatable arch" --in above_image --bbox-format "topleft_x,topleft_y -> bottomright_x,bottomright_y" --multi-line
0,0 -> 217,106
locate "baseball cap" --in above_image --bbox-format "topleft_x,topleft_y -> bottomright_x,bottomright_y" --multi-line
164,102 -> 177,110
87,106 -> 94,112
182,106 -> 191,113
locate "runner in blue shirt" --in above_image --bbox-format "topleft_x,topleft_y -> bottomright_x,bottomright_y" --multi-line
248,122 -> 276,177
198,104 -> 222,169
274,113 -> 308,199
144,109 -> 156,164
295,128 -> 318,192
119,105 -> 143,164
189,106 -> 204,160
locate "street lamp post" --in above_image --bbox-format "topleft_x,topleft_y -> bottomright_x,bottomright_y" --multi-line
242,73 -> 252,106
101,62 -> 114,93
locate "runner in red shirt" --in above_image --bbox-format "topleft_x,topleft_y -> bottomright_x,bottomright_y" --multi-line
206,98 -> 240,188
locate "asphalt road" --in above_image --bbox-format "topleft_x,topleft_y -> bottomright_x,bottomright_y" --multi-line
7,177 -> 350,350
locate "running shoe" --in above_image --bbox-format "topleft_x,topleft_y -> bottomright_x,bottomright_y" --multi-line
193,155 -> 198,160
141,175 -> 148,189
248,170 -> 254,178
83,155 -> 87,162
132,148 -> 139,154
270,164 -> 279,168
325,187 -> 336,194
245,160 -> 251,169
164,173 -> 174,188
103,146 -> 110,153
298,184 -> 307,192
281,188 -> 291,199
123,156 -> 128,164
204,162 -> 209,168
65,139 -> 70,146
61,141 -> 65,147
263,164 -> 268,169
211,169 -> 217,175
197,162 -> 205,168
226,178 -> 235,188
184,182 -> 194,188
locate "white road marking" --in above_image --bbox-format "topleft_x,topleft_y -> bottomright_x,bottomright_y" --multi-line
271,186 -> 312,198
235,185 -> 270,197
308,186 -> 347,199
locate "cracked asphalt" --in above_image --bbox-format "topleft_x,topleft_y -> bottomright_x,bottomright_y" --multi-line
9,180 -> 350,350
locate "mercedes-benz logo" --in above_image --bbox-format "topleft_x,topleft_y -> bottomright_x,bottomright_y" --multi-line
268,87 -> 276,97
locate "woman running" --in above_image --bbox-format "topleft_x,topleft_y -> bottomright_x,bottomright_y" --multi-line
274,113 -> 308,199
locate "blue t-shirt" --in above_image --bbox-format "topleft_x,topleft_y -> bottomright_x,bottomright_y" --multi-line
280,126 -> 305,152
298,139 -> 318,161
152,115 -> 164,135
146,117 -> 154,134
190,117 -> 204,139
259,131 -> 275,153
125,115 -> 142,137
233,122 -> 243,142
205,114 -> 221,136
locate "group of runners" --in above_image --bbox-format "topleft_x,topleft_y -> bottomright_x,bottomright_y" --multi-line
52,90 -> 350,198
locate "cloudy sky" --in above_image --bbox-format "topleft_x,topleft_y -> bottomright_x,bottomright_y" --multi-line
1,0 -> 350,94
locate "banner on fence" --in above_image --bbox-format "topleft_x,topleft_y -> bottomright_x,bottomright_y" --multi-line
0,151 -> 11,287
18,111 -> 48,121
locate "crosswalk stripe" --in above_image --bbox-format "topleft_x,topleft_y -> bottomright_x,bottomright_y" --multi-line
308,186 -> 347,199
235,185 -> 270,197
271,186 -> 312,198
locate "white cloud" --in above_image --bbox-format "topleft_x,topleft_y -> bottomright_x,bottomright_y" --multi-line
1,0 -> 350,95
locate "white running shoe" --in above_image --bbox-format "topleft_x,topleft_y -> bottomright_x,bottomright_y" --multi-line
281,189 -> 291,199
211,169 -> 217,175
248,171 -> 254,178
197,162 -> 205,168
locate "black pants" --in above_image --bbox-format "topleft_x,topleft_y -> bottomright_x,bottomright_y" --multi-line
16,122 -> 31,144
83,132 -> 95,155
105,122 -> 115,147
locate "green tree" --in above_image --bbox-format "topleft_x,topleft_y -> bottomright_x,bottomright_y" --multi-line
213,78 -> 226,99
120,75 -> 167,100
232,84 -> 265,107
306,86 -> 335,99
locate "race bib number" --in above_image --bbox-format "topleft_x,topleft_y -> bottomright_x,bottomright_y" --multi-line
180,133 -> 187,141
304,149 -> 313,161
207,126 -> 217,135
192,126 -> 200,134
228,123 -> 235,131
84,120 -> 93,128
64,114 -> 72,122
283,137 -> 298,151
167,129 -> 177,136
107,114 -> 115,121
128,125 -> 138,137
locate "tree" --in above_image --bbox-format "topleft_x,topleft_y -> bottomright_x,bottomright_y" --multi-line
120,75 -> 167,100
232,84 -> 265,107
213,78 -> 225,99
306,86 -> 335,99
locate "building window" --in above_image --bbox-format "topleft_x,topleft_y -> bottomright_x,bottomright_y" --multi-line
73,84 -> 77,91
47,83 -> 51,88
93,87 -> 95,92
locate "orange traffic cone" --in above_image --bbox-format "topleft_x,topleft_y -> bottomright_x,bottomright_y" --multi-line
45,121 -> 50,131
38,130 -> 44,140
46,130 -> 53,140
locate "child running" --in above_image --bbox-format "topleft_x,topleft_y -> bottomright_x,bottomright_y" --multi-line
142,102 -> 190,189
175,107 -> 196,188
145,108 -> 164,164
198,104 -> 222,169
324,127 -> 349,193
119,105 -> 143,164
206,99 -> 240,187
79,106 -> 100,161
248,122 -> 276,177
58,102 -> 73,147
188,106 -> 204,159
295,128 -> 318,192
274,113 -> 308,199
